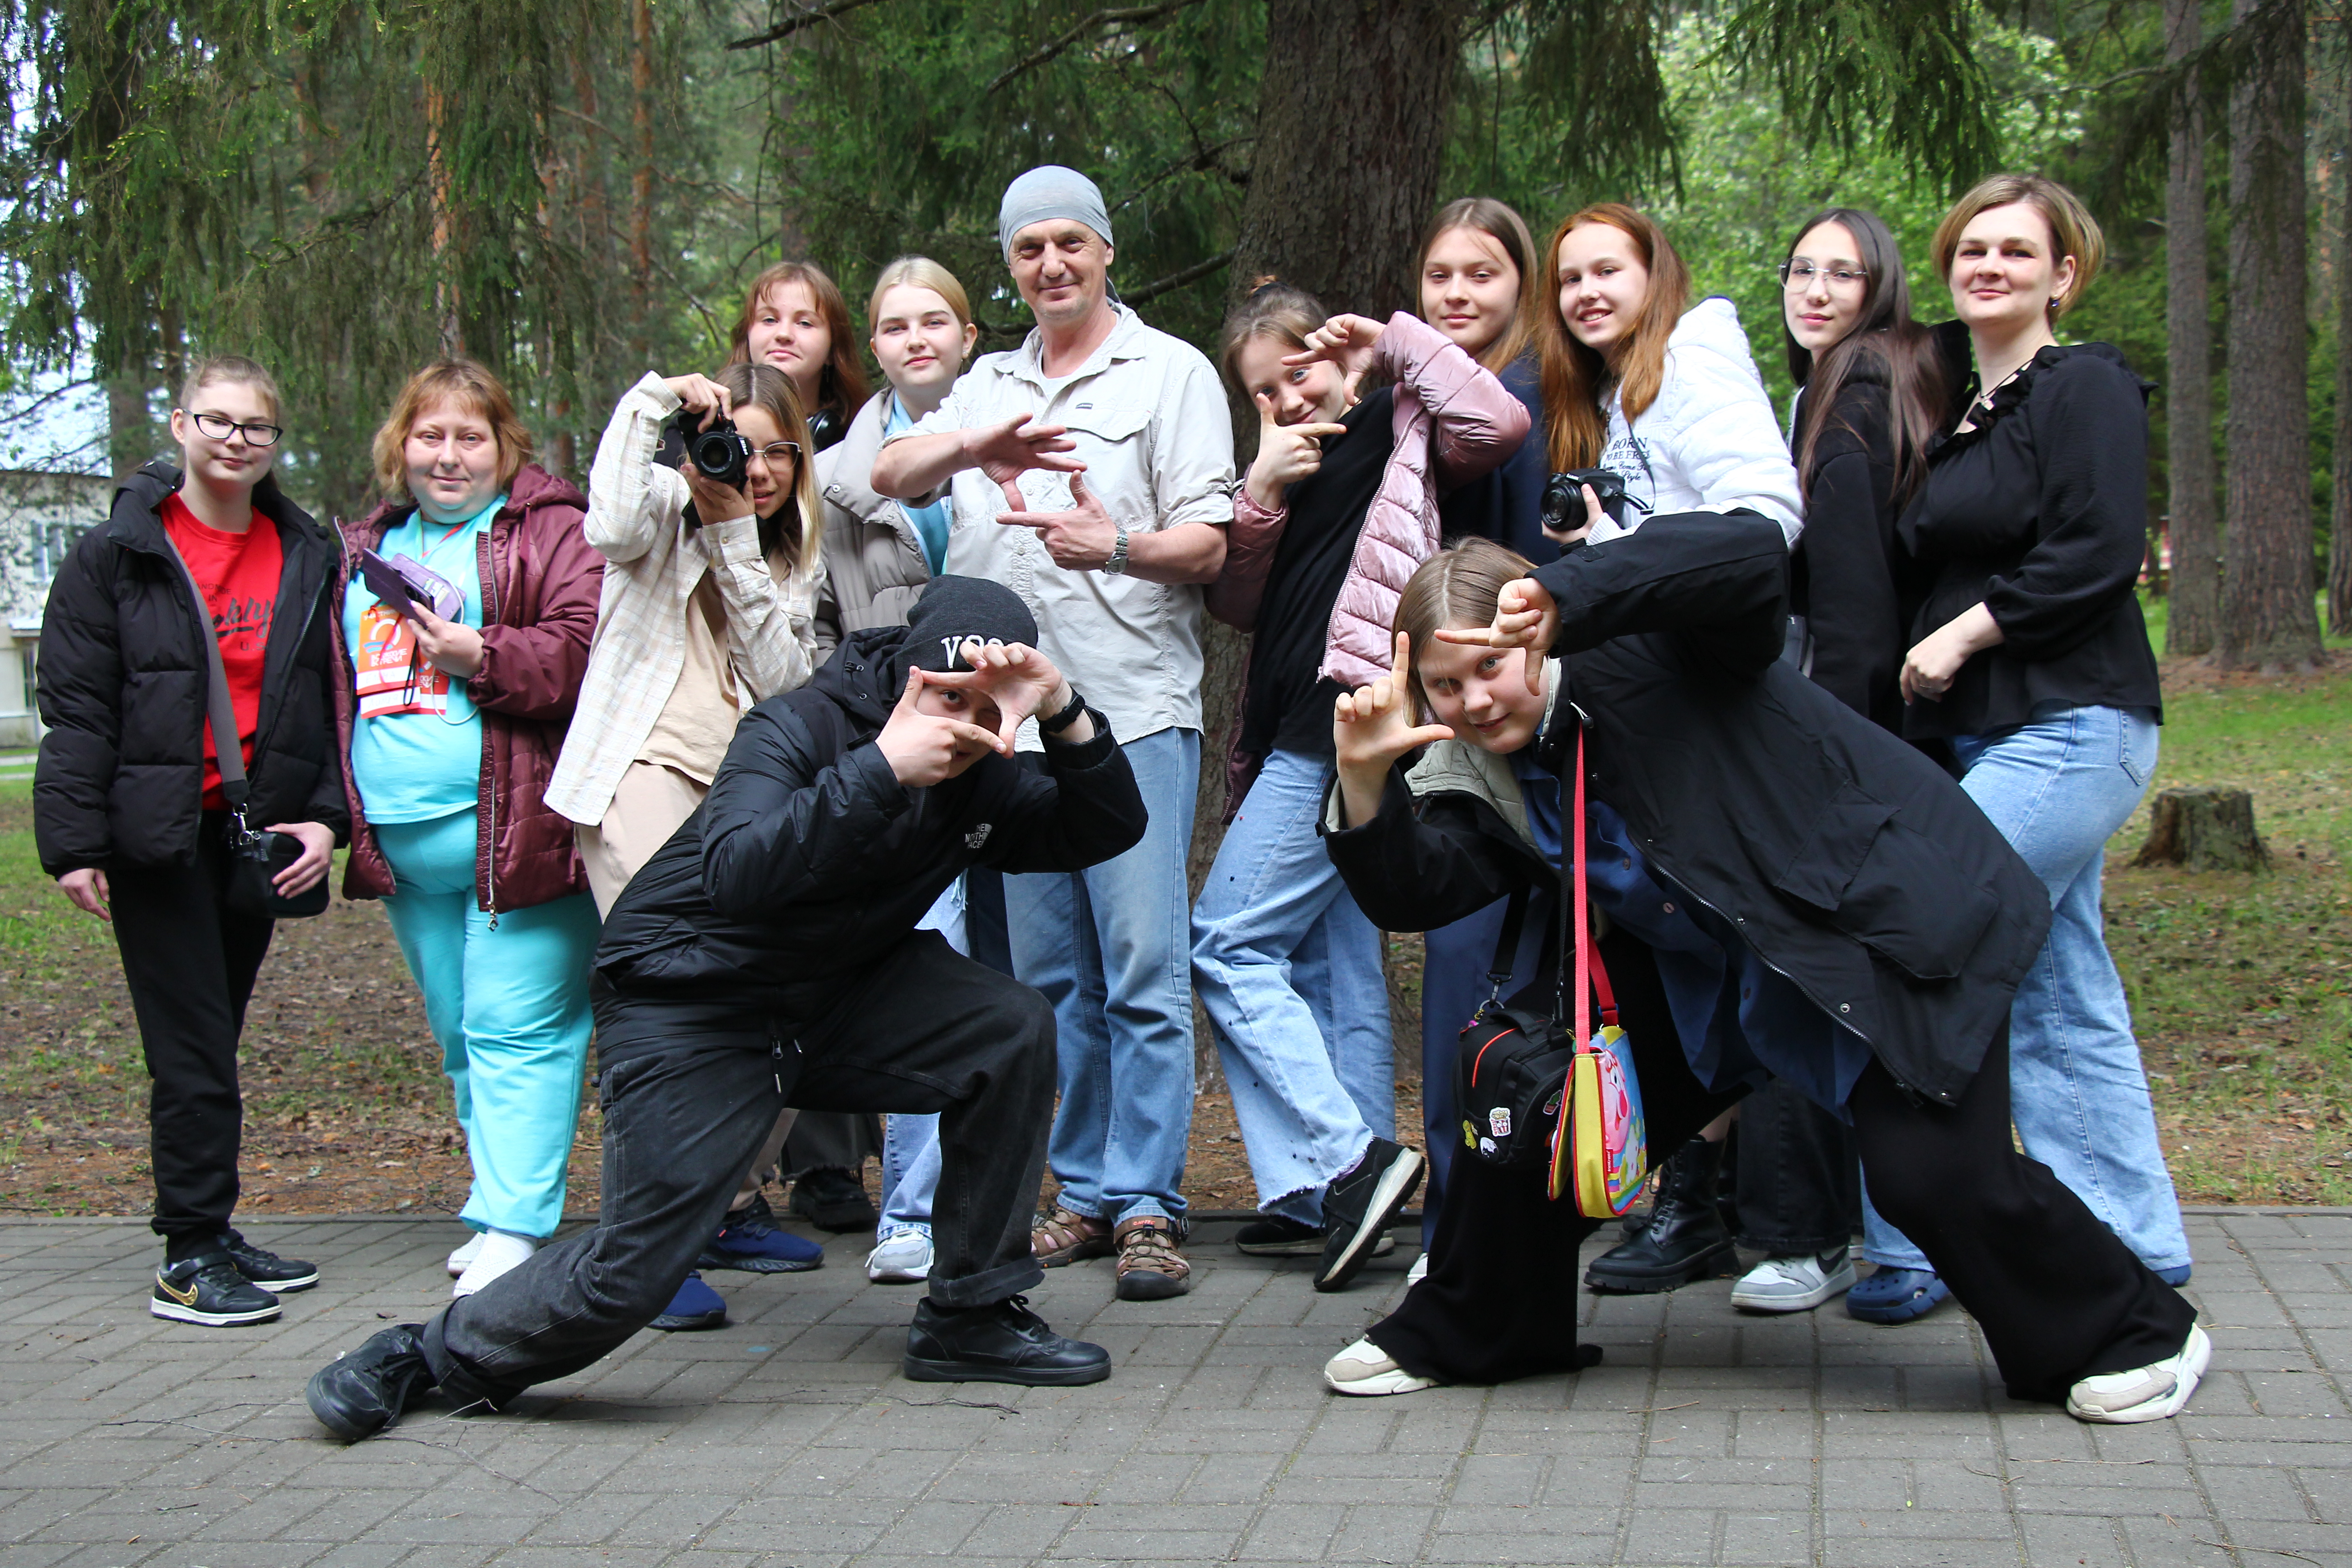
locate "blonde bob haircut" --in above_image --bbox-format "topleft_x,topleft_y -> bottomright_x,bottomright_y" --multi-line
867,255 -> 974,330
1537,203 -> 1691,472
178,354 -> 284,423
1930,173 -> 2104,319
372,359 -> 533,500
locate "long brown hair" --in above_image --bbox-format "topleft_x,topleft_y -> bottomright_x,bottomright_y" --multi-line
726,261 -> 872,427
1782,207 -> 1950,510
1537,203 -> 1690,471
712,361 -> 822,578
1393,537 -> 1536,719
1415,197 -> 1542,374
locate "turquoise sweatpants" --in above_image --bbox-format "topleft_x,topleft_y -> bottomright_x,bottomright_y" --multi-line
375,808 -> 599,1240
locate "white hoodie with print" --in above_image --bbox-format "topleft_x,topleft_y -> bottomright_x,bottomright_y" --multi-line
1590,295 -> 1804,548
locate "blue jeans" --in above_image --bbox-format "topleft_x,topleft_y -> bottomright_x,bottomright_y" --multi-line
375,809 -> 599,1240
1191,750 -> 1392,1225
1006,726 -> 1199,1225
876,879 -> 967,1241
1864,704 -> 2189,1275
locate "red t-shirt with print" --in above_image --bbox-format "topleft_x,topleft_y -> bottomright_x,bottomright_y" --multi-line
162,494 -> 284,810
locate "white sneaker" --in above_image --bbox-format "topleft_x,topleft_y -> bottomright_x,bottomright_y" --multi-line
1731,1247 -> 1857,1313
1405,1252 -> 1429,1286
2067,1324 -> 2211,1423
446,1232 -> 484,1278
452,1231 -> 537,1298
866,1230 -> 933,1284
1324,1336 -> 1438,1397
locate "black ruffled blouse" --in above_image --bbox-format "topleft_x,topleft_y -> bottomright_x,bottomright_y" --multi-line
1896,342 -> 2163,740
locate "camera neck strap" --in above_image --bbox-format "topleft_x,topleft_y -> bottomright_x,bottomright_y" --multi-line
161,534 -> 253,823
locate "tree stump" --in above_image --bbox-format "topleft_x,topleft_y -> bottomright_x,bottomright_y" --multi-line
2131,786 -> 2269,872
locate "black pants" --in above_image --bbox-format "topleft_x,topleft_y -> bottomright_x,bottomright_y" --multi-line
108,816 -> 275,1246
1371,932 -> 2195,1405
420,931 -> 1057,1408
1734,1075 -> 1858,1254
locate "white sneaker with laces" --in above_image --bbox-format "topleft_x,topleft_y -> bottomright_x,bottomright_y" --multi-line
866,1230 -> 933,1284
2067,1324 -> 2210,1424
1324,1336 -> 1438,1396
1405,1252 -> 1429,1286
452,1230 -> 537,1298
446,1232 -> 484,1278
1730,1247 -> 1857,1313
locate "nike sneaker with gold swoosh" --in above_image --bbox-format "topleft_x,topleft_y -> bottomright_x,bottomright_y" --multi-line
152,1252 -> 280,1326
219,1230 -> 320,1292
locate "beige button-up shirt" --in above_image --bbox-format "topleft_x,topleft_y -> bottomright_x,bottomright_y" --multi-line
895,304 -> 1234,749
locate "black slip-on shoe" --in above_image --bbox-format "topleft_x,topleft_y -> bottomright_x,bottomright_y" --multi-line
790,1166 -> 879,1233
903,1295 -> 1111,1387
220,1230 -> 320,1293
305,1324 -> 435,1442
1316,1138 -> 1425,1293
152,1253 -> 280,1327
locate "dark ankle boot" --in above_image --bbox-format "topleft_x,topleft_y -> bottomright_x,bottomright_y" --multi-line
1583,1137 -> 1735,1294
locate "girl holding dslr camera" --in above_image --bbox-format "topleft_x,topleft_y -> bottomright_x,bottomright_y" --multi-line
547,359 -> 825,1326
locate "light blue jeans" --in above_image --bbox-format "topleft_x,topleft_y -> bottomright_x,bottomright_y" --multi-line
1191,749 -> 1393,1225
1006,726 -> 1199,1226
875,878 -> 967,1241
1864,703 -> 2190,1276
374,808 -> 599,1240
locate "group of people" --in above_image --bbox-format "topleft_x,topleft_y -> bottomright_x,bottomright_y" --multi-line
31,157 -> 2205,1439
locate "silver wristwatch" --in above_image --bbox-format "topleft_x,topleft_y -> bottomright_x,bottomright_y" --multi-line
1102,520 -> 1130,575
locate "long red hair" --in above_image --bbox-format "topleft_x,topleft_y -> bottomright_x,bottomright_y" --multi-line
1537,203 -> 1690,471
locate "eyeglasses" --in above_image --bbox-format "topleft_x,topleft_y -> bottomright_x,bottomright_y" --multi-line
1779,260 -> 1868,292
755,441 -> 801,462
187,411 -> 284,446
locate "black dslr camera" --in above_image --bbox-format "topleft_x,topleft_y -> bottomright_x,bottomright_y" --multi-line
1539,467 -> 1646,537
675,410 -> 756,490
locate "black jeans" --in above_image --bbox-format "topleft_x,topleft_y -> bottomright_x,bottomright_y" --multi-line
1734,1075 -> 1858,1255
420,930 -> 1058,1408
1371,931 -> 2195,1405
108,815 -> 275,1247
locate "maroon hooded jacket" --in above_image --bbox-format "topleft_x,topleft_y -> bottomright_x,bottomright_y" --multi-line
330,463 -> 604,916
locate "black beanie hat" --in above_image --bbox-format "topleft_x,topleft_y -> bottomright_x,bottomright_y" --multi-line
896,575 -> 1041,678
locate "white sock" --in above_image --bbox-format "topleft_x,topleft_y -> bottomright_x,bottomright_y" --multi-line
452,1230 -> 538,1297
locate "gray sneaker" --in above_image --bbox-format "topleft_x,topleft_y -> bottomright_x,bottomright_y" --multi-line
1730,1246 -> 1857,1313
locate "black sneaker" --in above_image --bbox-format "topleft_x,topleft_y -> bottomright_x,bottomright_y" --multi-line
152,1253 -> 280,1327
220,1230 -> 320,1292
1234,1215 -> 1397,1259
790,1166 -> 879,1233
903,1295 -> 1111,1387
305,1324 -> 436,1442
1316,1138 -> 1425,1294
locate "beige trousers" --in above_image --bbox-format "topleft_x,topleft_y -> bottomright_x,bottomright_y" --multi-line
577,762 -> 796,1207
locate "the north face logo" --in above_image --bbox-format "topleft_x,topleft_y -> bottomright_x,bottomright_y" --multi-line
965,824 -> 993,850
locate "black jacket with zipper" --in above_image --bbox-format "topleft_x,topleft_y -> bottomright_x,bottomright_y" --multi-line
34,461 -> 349,877
593,623 -> 1147,1031
1321,510 -> 2050,1107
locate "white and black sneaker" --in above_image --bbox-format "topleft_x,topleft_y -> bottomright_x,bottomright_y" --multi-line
1235,1215 -> 1395,1259
220,1230 -> 319,1293
1315,1138 -> 1425,1293
152,1253 -> 280,1327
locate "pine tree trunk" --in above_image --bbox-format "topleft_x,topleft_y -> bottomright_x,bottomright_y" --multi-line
425,80 -> 462,356
629,0 -> 656,367
106,377 -> 151,484
2165,0 -> 2220,656
2220,0 -> 2325,671
2334,29 -> 2352,639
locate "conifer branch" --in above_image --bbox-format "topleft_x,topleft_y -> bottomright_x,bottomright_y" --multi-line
727,0 -> 893,52
985,0 -> 1212,95
1121,248 -> 1234,306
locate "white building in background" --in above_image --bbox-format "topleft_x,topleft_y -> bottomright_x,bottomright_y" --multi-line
0,470 -> 113,748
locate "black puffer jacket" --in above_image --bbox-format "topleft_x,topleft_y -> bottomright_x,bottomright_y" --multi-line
1323,511 -> 2050,1107
34,462 -> 349,876
593,623 -> 1146,1022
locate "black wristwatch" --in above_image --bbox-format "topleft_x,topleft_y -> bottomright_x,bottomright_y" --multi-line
1038,687 -> 1089,736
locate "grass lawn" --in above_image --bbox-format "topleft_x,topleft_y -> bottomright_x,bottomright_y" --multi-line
1,642 -> 2347,1219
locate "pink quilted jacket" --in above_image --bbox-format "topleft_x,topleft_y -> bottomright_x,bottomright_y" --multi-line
1207,311 -> 1530,809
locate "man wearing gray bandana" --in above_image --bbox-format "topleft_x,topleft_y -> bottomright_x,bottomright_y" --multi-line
873,164 -> 1234,1302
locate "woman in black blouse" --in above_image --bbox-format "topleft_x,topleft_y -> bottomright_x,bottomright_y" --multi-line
1896,173 -> 2190,1286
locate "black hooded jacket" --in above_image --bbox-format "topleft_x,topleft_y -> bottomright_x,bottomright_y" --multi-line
592,622 -> 1147,1038
1322,510 -> 2051,1107
34,461 -> 349,876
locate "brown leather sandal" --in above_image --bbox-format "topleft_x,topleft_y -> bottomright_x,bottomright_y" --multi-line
1113,1215 -> 1191,1300
1030,1205 -> 1114,1267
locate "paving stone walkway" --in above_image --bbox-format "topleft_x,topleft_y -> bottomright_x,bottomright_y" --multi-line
2,1208 -> 2347,1568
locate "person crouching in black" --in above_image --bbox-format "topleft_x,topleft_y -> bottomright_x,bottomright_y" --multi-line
305,577 -> 1146,1440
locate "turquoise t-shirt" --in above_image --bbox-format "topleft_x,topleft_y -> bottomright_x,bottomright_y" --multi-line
343,495 -> 502,825
885,395 -> 951,575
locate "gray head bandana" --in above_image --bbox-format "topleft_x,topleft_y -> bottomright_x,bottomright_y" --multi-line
997,166 -> 1114,259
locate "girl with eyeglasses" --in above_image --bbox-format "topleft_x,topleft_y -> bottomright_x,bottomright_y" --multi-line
546,359 -> 826,1327
35,354 -> 347,1326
